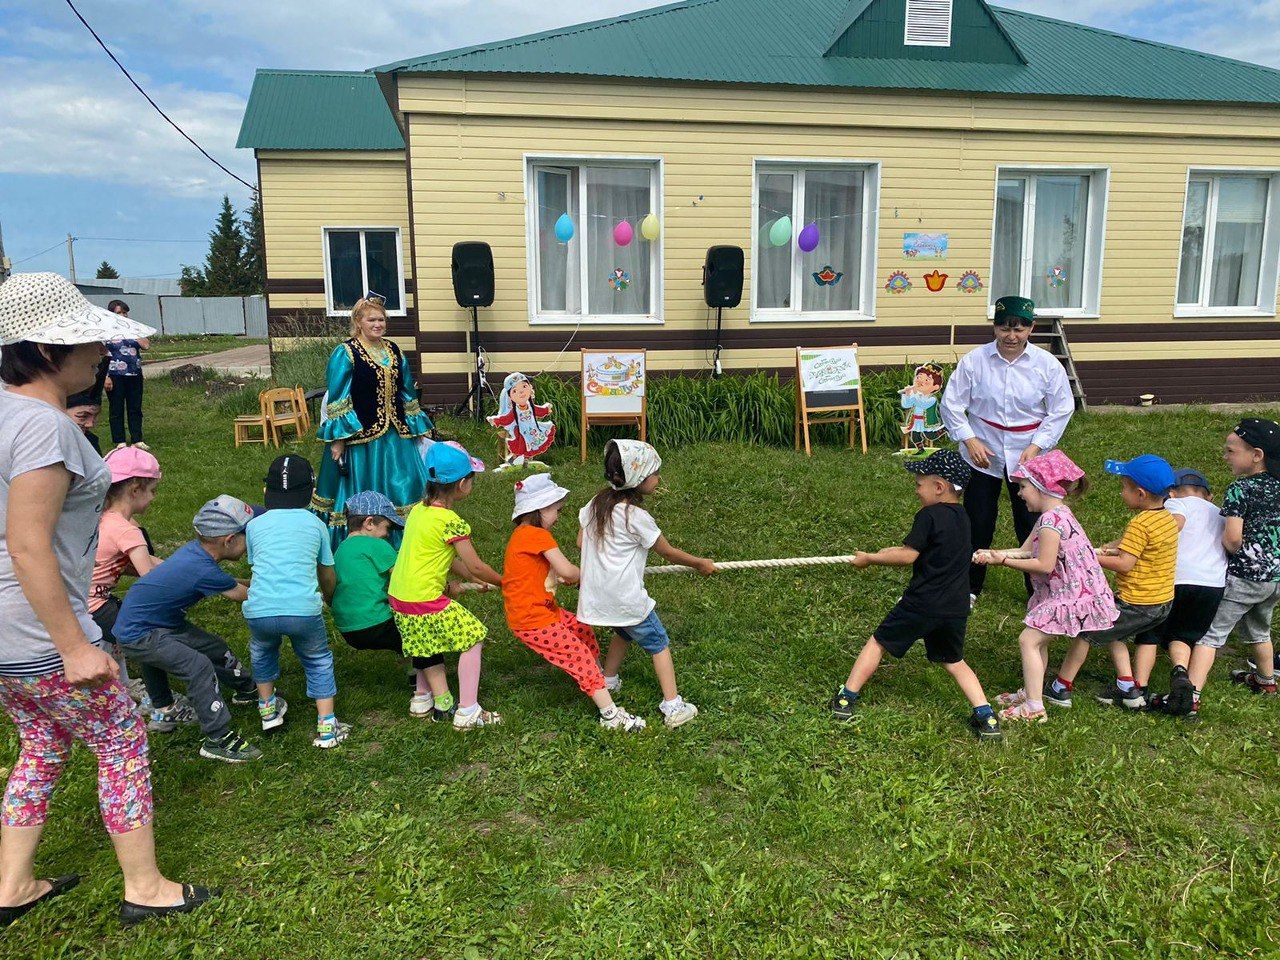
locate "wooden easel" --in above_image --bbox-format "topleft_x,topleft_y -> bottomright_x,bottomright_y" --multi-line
580,348 -> 647,463
794,344 -> 868,456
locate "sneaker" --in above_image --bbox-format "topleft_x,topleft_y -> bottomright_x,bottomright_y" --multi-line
198,732 -> 262,763
432,702 -> 457,723
1246,653 -> 1280,673
969,593 -> 977,611
998,701 -> 1047,723
995,689 -> 1028,708
132,441 -> 151,452
1042,681 -> 1073,709
1145,693 -> 1170,713
230,689 -> 259,708
604,675 -> 622,693
1183,700 -> 1202,724
113,443 -> 128,451
1230,670 -> 1278,695
1166,671 -> 1195,716
599,707 -> 647,732
259,695 -> 288,731
660,699 -> 699,729
126,677 -> 148,702
453,705 -> 502,730
829,688 -> 858,721
969,712 -> 1003,739
148,700 -> 197,733
409,693 -> 434,717
312,718 -> 352,748
1096,683 -> 1148,710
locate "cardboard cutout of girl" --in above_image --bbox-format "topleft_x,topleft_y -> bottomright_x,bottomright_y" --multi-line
488,372 -> 556,471
898,362 -> 947,453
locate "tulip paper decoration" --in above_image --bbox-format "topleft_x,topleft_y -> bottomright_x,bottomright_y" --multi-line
640,214 -> 661,241
554,213 -> 575,243
768,216 -> 793,247
613,220 -> 634,247
798,222 -> 820,253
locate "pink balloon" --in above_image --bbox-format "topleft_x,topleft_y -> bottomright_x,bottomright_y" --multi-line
798,222 -> 820,253
613,220 -> 634,246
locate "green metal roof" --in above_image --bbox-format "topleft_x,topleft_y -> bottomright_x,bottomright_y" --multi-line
373,0 -> 1280,106
236,70 -> 404,151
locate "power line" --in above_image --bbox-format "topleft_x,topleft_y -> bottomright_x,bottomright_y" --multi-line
63,0 -> 256,192
77,237 -> 205,243
12,240 -> 67,266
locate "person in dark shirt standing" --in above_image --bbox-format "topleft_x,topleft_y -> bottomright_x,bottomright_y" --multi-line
829,450 -> 1001,739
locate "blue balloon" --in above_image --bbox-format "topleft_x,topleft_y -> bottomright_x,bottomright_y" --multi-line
554,213 -> 575,243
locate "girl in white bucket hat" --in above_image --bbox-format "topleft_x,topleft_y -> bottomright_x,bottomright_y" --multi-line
0,274 -> 215,927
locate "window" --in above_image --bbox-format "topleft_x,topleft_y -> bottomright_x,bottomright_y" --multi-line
990,168 -> 1108,317
323,228 -> 404,315
527,158 -> 661,323
752,162 -> 880,320
1177,172 -> 1280,315
905,0 -> 952,46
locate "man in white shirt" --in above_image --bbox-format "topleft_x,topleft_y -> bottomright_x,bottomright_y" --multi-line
940,296 -> 1076,600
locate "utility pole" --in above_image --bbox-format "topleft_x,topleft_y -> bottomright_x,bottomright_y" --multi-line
66,233 -> 77,284
0,218 -> 10,284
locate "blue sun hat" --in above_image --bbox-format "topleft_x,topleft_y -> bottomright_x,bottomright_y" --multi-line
1104,454 -> 1176,496
426,441 -> 477,484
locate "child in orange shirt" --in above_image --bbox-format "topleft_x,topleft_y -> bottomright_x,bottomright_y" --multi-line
502,474 -> 646,732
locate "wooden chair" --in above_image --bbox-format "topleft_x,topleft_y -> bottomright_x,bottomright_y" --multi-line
261,387 -> 308,446
233,393 -> 271,448
292,385 -> 313,433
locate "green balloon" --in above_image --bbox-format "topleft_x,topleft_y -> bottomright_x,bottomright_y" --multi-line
769,216 -> 793,247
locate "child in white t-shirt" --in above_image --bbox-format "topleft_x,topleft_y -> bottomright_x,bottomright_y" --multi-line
1138,468 -> 1227,719
577,439 -> 715,729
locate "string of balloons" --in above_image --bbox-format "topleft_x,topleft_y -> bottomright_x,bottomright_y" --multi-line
548,211 -> 662,246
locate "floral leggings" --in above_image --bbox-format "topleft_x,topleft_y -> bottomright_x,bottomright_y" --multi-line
0,672 -> 152,835
513,609 -> 606,695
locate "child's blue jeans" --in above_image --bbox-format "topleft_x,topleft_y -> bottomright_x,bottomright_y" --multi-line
246,615 -> 337,700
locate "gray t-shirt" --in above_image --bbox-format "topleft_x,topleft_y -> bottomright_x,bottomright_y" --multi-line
0,389 -> 112,677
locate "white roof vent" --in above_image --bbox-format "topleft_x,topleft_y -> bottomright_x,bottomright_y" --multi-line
905,0 -> 953,47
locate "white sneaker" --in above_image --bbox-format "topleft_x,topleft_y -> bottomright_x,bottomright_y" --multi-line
147,699 -> 198,733
453,705 -> 502,730
604,674 -> 622,693
969,593 -> 978,610
312,718 -> 352,748
409,693 -> 434,717
599,707 -> 646,732
259,695 -> 288,732
660,699 -> 699,729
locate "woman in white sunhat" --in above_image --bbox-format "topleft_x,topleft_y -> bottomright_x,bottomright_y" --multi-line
0,273 -> 215,928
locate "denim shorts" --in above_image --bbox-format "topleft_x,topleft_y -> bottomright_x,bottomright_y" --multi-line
1082,600 -> 1171,647
1198,576 -> 1280,650
614,610 -> 671,654
246,614 -> 337,700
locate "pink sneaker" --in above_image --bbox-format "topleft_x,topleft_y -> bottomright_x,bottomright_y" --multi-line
995,689 -> 1028,708
999,701 -> 1047,723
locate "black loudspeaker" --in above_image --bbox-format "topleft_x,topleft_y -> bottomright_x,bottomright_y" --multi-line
703,245 -> 744,308
451,241 -> 495,307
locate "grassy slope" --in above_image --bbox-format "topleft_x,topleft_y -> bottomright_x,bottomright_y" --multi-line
7,382 -> 1279,959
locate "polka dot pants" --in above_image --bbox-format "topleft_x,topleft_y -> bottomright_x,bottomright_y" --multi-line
513,609 -> 606,695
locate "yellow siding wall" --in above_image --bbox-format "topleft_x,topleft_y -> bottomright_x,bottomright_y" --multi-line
396,76 -> 1280,384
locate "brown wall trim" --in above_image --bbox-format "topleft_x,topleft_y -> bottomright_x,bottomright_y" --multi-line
265,278 -> 416,296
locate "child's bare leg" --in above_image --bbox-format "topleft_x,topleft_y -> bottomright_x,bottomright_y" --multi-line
425,663 -> 449,699
590,689 -> 617,711
255,681 -> 275,702
1167,640 -> 1192,671
1252,639 -> 1276,680
1188,643 -> 1216,691
1055,637 -> 1091,684
603,633 -> 628,678
844,638 -> 885,693
316,696 -> 335,720
1109,641 -> 1135,681
941,659 -> 990,709
1133,644 -> 1159,688
1019,629 -> 1050,701
650,649 -> 679,702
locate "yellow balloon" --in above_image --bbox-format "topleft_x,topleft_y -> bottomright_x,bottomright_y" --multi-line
640,213 -> 661,242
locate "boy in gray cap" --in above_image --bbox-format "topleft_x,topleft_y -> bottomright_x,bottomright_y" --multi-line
113,496 -> 263,763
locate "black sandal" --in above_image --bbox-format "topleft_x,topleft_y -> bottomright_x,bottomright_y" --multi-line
120,883 -> 219,926
0,874 -> 80,927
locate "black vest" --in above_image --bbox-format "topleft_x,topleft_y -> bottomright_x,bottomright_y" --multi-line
346,338 -> 412,443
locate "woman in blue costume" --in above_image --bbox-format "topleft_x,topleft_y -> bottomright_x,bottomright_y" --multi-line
312,294 -> 433,546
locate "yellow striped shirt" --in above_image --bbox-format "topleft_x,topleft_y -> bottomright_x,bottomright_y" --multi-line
1115,508 -> 1179,605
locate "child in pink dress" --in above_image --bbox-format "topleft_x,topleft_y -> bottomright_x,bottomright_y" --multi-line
973,451 -> 1119,722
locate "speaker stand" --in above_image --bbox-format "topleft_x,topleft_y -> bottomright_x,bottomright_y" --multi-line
452,305 -> 488,422
712,306 -> 724,378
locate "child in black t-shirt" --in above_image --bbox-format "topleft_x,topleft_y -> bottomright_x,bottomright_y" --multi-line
830,450 -> 1001,739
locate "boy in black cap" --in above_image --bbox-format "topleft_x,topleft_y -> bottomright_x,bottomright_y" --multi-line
829,450 -> 1001,739
1188,419 -> 1280,707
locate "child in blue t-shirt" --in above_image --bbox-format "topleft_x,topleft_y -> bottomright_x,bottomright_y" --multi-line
113,496 -> 262,763
245,455 -> 344,748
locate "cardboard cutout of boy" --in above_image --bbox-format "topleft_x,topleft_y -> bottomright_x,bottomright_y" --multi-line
898,362 -> 947,453
488,372 -> 556,471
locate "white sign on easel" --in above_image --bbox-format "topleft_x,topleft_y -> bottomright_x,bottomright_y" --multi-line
580,349 -> 647,461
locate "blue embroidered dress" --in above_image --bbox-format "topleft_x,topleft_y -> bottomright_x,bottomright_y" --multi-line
312,338 -> 433,546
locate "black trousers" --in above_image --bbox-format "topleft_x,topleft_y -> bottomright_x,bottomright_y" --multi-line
341,619 -> 442,671
965,469 -> 1039,597
107,374 -> 145,444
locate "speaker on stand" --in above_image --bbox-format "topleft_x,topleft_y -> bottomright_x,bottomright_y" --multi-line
451,241 -> 496,423
702,245 -> 744,378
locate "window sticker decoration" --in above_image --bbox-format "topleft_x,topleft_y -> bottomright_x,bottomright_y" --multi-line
1046,265 -> 1068,288
923,269 -> 949,292
956,270 -> 984,294
903,232 -> 949,259
885,271 -> 912,295
812,265 -> 844,287
608,268 -> 632,292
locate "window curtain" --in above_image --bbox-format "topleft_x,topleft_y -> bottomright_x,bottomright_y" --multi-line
1178,180 -> 1210,304
1210,177 -> 1268,307
801,168 -> 862,312
756,173 -> 794,309
585,166 -> 651,316
991,178 -> 1025,301
327,231 -> 362,312
364,231 -> 401,310
536,168 -> 579,314
1031,175 -> 1088,311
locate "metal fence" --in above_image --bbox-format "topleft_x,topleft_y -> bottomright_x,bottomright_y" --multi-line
84,295 -> 268,337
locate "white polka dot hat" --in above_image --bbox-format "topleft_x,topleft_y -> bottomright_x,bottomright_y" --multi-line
0,272 -> 157,346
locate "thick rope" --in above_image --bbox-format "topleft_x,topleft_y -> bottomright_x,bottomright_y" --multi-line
453,555 -> 857,592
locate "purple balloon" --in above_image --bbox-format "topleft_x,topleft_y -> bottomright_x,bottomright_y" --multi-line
798,222 -> 820,253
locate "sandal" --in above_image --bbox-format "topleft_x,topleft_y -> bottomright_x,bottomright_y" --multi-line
995,689 -> 1028,708
999,701 -> 1048,723
120,883 -> 218,926
0,875 -> 79,927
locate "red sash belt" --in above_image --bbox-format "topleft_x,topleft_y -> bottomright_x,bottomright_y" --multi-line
979,417 -> 1042,434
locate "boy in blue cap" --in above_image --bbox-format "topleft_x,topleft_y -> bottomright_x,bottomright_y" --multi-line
1047,455 -> 1178,710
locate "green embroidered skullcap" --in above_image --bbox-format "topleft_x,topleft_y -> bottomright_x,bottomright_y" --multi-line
993,296 -> 1036,325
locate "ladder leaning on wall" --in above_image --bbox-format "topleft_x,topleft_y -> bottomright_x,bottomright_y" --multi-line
1032,317 -> 1088,412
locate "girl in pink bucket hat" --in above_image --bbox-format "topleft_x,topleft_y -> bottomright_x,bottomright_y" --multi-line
973,450 -> 1119,722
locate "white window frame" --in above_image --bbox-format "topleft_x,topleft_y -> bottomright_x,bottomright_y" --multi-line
987,166 -> 1110,320
1174,168 -> 1280,318
320,226 -> 407,317
523,154 -> 664,326
750,158 -> 881,323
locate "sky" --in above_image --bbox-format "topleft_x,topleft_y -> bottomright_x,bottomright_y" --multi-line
2,0 -> 1279,281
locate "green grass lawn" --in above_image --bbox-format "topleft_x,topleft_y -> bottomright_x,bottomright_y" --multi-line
143,336 -> 266,363
6,382 -> 1279,959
